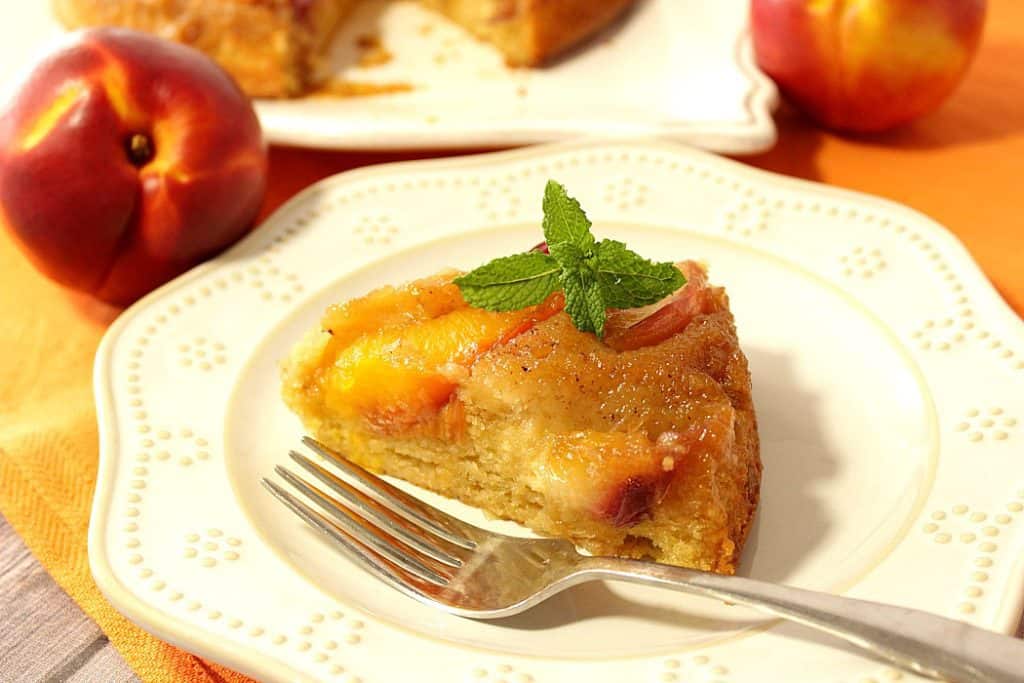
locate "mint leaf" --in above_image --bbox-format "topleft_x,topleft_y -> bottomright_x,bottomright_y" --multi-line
561,269 -> 606,338
455,180 -> 689,340
543,180 -> 595,260
454,252 -> 560,311
547,240 -> 587,272
595,240 -> 686,309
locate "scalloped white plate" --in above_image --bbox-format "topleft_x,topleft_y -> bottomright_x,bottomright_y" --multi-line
1,1 -> 777,153
92,140 -> 1024,683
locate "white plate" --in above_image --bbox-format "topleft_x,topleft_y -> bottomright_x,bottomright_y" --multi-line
92,140 -> 1024,683
0,1 -> 777,154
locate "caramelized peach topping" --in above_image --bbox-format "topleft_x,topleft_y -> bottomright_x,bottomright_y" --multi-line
315,261 -> 722,438
316,273 -> 564,431
605,261 -> 722,351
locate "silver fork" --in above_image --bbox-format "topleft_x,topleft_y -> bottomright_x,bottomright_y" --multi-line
264,437 -> 1024,683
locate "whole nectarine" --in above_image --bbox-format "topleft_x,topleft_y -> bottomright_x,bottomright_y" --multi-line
752,0 -> 986,133
0,28 -> 267,304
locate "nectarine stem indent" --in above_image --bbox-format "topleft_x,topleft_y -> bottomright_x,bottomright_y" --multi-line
125,133 -> 154,167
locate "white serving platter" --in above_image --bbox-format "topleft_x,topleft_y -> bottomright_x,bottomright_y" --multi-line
0,1 -> 778,153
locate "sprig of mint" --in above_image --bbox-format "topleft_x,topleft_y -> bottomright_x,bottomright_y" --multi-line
454,180 -> 686,338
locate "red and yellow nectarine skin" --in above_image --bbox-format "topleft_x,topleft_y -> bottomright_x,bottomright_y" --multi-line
752,0 -> 986,132
0,28 -> 267,304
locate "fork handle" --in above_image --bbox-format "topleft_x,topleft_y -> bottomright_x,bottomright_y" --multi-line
578,557 -> 1024,683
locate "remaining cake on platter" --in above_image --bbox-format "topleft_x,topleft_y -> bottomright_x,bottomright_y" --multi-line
281,259 -> 761,573
51,0 -> 637,97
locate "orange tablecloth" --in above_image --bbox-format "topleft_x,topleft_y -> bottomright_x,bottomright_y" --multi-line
1,2 -> 1021,681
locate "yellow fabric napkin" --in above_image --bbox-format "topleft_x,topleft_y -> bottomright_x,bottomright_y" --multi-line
0,226 -> 253,682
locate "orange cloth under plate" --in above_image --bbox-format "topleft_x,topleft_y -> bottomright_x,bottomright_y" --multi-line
0,1 -> 1021,680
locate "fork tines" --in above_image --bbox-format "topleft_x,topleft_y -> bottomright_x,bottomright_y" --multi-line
262,437 -> 476,591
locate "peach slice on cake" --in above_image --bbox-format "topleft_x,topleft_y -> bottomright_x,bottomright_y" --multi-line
286,272 -> 564,435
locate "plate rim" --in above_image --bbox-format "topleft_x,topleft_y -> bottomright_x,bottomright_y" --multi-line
90,139 -> 1024,682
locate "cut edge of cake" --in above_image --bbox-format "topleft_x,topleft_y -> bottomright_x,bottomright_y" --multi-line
51,0 -> 356,97
50,0 -> 638,98
420,0 -> 636,67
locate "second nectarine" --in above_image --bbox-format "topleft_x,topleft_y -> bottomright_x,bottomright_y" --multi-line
752,0 -> 986,133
